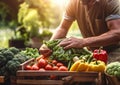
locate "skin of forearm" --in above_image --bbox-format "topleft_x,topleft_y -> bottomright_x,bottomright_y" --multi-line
83,19 -> 120,48
83,29 -> 120,47
50,27 -> 68,40
50,19 -> 72,40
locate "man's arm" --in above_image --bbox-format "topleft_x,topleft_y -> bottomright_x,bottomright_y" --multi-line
50,19 -> 73,40
39,19 -> 73,55
59,19 -> 120,49
83,19 -> 120,47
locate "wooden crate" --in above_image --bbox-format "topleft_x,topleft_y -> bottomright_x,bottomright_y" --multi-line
0,76 -> 16,85
16,58 -> 106,85
105,73 -> 120,85
0,76 -> 4,83
10,76 -> 17,85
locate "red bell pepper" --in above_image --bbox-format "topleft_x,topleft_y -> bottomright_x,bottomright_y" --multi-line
93,47 -> 108,64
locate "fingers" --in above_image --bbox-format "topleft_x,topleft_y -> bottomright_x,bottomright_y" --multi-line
59,38 -> 73,49
59,37 -> 83,49
59,41 -> 71,46
63,43 -> 73,49
59,38 -> 71,46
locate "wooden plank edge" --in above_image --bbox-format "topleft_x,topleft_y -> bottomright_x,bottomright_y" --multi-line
0,76 -> 5,83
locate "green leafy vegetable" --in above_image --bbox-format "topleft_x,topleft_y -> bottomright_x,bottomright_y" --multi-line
43,39 -> 92,69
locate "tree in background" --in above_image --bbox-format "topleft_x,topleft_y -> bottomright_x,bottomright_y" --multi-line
18,0 -> 62,38
18,0 -> 63,48
0,0 -> 67,48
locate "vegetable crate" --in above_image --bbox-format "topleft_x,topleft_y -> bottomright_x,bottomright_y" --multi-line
105,73 -> 120,85
0,76 -> 4,84
16,58 -> 106,85
10,76 -> 17,85
0,76 -> 16,85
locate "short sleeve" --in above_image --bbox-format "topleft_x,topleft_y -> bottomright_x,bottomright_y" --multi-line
104,0 -> 120,20
105,14 -> 120,21
63,0 -> 76,21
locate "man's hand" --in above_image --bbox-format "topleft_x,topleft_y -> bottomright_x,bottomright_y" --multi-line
59,37 -> 85,49
39,44 -> 52,57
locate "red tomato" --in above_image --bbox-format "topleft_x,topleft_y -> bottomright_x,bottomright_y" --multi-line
58,66 -> 68,71
37,58 -> 47,68
56,63 -> 63,67
32,64 -> 39,70
24,65 -> 32,70
50,75 -> 57,80
36,55 -> 45,61
52,66 -> 59,70
52,60 -> 57,65
45,64 -> 53,70
39,68 -> 46,71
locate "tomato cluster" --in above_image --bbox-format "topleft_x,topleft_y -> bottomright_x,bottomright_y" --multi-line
24,56 -> 68,71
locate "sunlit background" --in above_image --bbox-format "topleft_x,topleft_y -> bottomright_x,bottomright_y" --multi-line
52,0 -> 67,6
0,0 -> 79,48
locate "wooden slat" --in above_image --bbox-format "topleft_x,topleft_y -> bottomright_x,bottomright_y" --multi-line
0,76 -> 4,83
17,70 -> 98,77
17,79 -> 64,85
105,74 -> 120,85
16,71 -> 101,85
19,58 -> 34,70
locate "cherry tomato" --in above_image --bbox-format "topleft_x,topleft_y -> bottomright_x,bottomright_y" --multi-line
52,66 -> 59,70
52,60 -> 57,65
32,64 -> 39,70
39,68 -> 46,71
56,62 -> 63,67
45,64 -> 53,70
58,66 -> 68,71
36,55 -> 45,61
24,65 -> 32,70
37,58 -> 47,68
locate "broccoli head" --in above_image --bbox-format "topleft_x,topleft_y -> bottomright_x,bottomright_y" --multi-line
9,47 -> 20,55
0,48 -> 8,53
6,60 -> 21,76
14,52 -> 27,63
0,53 -> 7,67
3,50 -> 14,61
0,66 -> 8,77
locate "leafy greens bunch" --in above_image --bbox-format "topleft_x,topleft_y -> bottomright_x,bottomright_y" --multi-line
43,39 -> 92,68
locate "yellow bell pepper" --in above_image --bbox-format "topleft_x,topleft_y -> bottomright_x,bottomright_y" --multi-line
87,60 -> 106,72
76,60 -> 89,72
69,60 -> 81,71
70,60 -> 89,72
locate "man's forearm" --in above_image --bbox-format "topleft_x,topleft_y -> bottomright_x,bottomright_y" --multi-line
83,30 -> 120,47
84,18 -> 120,48
50,27 -> 68,40
50,19 -> 73,40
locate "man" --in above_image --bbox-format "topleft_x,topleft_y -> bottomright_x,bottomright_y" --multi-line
40,0 -> 120,63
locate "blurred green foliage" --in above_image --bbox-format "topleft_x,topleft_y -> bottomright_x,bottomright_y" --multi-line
18,2 -> 41,38
0,2 -> 18,29
0,0 -> 80,48
17,0 -> 59,38
0,28 -> 14,48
